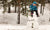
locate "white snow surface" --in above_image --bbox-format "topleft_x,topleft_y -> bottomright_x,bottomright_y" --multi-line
0,3 -> 50,30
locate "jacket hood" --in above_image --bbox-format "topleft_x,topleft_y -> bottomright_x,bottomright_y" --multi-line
32,1 -> 37,4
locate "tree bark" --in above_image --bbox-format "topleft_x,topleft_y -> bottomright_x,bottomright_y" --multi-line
3,0 -> 7,13
42,6 -> 45,15
25,1 -> 26,14
3,5 -> 6,13
8,3 -> 11,13
18,1 -> 20,24
14,2 -> 16,13
40,4 -> 42,14
18,6 -> 20,24
22,2 -> 24,14
15,4 -> 16,13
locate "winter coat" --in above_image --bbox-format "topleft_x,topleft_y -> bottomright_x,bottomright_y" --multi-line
30,1 -> 37,11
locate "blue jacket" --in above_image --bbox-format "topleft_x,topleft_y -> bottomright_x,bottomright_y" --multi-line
30,1 -> 37,11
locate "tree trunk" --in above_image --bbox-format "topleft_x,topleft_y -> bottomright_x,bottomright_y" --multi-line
3,5 -> 6,13
8,3 -> 11,13
40,4 -> 42,14
3,1 -> 6,13
25,1 -> 26,14
22,2 -> 24,15
18,2 -> 20,24
42,6 -> 45,15
15,2 -> 16,13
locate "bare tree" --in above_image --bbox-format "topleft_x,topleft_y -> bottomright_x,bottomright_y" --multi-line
8,3 -> 11,13
39,0 -> 45,15
2,0 -> 7,13
18,0 -> 21,24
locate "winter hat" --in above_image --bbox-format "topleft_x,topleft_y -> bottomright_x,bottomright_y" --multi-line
32,1 -> 37,4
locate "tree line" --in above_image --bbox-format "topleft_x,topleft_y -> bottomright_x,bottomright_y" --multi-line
1,0 -> 46,24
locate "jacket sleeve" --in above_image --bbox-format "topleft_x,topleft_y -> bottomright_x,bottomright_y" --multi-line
30,5 -> 32,8
30,5 -> 32,10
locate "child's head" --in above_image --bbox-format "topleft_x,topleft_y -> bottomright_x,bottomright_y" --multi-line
32,1 -> 37,6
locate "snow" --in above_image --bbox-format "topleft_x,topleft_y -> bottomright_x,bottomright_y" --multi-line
27,3 -> 50,30
39,25 -> 50,30
0,3 -> 50,30
38,4 -> 50,25
0,24 -> 26,30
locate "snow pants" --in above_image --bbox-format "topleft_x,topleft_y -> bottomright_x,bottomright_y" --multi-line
31,10 -> 39,17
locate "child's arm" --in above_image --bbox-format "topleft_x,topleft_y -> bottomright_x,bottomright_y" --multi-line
29,5 -> 33,10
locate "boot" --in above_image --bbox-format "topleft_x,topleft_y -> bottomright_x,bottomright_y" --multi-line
37,15 -> 39,17
31,15 -> 33,17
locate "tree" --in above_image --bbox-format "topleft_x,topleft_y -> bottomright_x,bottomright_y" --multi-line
21,0 -> 24,14
11,0 -> 18,13
39,0 -> 45,15
18,0 -> 21,24
2,0 -> 7,13
11,0 -> 21,24
14,0 -> 17,13
8,3 -> 11,13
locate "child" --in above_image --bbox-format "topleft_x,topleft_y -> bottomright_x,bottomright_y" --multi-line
30,1 -> 39,17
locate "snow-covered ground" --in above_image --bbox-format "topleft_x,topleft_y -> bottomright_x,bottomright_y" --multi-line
0,24 -> 27,30
0,13 -> 28,25
0,3 -> 50,30
38,3 -> 50,25
27,3 -> 50,30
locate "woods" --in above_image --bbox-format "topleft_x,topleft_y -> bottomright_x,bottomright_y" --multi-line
1,0 -> 50,24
